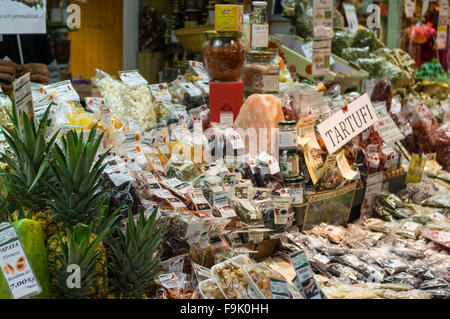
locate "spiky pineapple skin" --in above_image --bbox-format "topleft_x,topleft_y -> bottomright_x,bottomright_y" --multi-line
47,233 -> 108,299
12,208 -> 57,242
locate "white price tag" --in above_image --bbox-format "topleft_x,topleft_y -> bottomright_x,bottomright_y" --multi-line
404,0 -> 416,18
13,73 -> 33,119
119,70 -> 148,87
312,38 -> 331,77
0,224 -> 41,299
313,0 -> 334,38
343,3 -> 359,35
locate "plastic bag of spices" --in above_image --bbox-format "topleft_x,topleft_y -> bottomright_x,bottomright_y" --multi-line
254,152 -> 285,189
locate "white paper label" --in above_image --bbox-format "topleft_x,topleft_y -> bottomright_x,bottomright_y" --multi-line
162,255 -> 185,274
343,3 -> 359,35
317,94 -> 379,154
0,224 -> 41,299
269,278 -> 290,299
279,130 -> 298,149
290,187 -> 304,205
313,0 -> 334,38
312,38 -> 331,77
13,73 -> 33,119
251,24 -> 269,49
374,102 -> 405,144
405,0 -> 416,18
220,112 -> 234,128
437,0 -> 449,49
119,70 -> 148,87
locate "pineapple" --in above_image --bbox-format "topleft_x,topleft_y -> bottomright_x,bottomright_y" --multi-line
46,127 -> 111,298
48,224 -> 110,299
107,209 -> 167,299
0,103 -> 58,240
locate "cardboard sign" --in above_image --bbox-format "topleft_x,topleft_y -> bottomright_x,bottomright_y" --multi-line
0,0 -> 46,34
317,94 -> 378,154
303,183 -> 357,231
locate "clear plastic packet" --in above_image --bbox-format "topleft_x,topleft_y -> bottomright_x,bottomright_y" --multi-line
384,272 -> 422,288
189,104 -> 210,131
229,197 -> 264,227
162,210 -> 205,241
150,189 -> 189,211
373,193 -> 405,221
395,220 -> 423,239
326,263 -> 365,284
189,244 -> 215,270
169,76 -> 205,110
432,123 -> 450,171
341,47 -> 372,61
165,154 -> 200,182
421,194 -> 450,209
254,152 -> 285,190
120,83 -> 156,130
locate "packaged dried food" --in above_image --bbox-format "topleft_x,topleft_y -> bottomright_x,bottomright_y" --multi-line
162,211 -> 205,241
170,76 -> 205,110
211,256 -> 252,299
254,152 -> 285,189
229,196 -> 263,226
199,279 -> 226,299
243,264 -> 287,299
165,155 -> 200,182
203,32 -> 246,82
395,221 -> 423,240
370,79 -> 393,111
150,189 -> 189,211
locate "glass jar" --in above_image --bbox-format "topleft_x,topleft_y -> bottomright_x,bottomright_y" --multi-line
279,149 -> 300,178
284,177 -> 305,205
278,121 -> 297,151
203,32 -> 246,82
250,1 -> 269,51
241,50 -> 279,93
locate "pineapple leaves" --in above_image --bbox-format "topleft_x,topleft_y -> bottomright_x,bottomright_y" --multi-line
48,126 -> 109,227
107,208 -> 167,299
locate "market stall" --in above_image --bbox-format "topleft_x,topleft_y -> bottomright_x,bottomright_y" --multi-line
0,0 -> 448,301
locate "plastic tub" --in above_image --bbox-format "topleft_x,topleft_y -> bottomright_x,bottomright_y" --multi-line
210,255 -> 252,299
198,279 -> 226,299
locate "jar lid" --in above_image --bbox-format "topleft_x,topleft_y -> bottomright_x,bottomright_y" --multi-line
247,50 -> 275,57
278,121 -> 297,126
253,1 -> 268,6
284,177 -> 305,184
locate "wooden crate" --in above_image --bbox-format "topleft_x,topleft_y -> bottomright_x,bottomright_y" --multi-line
138,52 -> 166,84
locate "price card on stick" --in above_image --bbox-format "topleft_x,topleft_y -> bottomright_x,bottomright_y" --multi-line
312,38 -> 331,77
13,73 -> 34,120
437,0 -> 449,49
404,0 -> 416,19
343,3 -> 359,35
0,223 -> 41,299
313,0 -> 334,38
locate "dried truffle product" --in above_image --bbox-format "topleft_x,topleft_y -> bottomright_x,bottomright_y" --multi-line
229,196 -> 264,226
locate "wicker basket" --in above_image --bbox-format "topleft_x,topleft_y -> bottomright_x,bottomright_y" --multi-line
174,25 -> 214,52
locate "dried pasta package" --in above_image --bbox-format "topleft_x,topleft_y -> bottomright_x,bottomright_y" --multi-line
395,221 -> 422,240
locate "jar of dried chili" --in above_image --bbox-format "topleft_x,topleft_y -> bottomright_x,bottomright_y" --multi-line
203,32 -> 246,82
